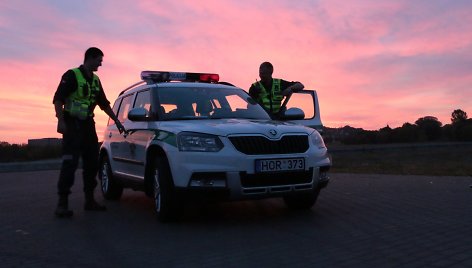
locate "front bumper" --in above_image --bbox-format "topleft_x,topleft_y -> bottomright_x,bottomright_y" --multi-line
174,165 -> 331,201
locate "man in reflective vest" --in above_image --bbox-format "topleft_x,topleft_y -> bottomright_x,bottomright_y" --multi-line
249,61 -> 304,117
53,47 -> 125,218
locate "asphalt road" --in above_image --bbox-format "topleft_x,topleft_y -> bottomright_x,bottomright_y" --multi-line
1,170 -> 471,268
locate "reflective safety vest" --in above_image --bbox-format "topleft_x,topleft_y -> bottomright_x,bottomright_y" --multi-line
252,78 -> 283,113
64,68 -> 100,119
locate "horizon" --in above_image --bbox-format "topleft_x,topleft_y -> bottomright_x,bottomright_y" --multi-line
3,116 -> 466,146
1,0 -> 471,144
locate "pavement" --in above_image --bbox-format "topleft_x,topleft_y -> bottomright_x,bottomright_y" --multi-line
0,168 -> 471,267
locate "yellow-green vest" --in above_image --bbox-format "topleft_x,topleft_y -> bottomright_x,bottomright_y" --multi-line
64,68 -> 100,119
252,79 -> 283,113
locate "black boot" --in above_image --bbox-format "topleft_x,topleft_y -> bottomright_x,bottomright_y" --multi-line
84,192 -> 106,211
55,195 -> 73,218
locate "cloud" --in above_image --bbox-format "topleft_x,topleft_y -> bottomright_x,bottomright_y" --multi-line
1,0 -> 472,143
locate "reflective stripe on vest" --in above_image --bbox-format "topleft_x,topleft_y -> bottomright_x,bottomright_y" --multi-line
252,79 -> 282,113
64,68 -> 100,119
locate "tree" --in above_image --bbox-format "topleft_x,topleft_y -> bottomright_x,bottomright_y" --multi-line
451,109 -> 468,124
378,125 -> 392,143
392,123 -> 419,142
456,122 -> 472,141
442,124 -> 454,141
415,116 -> 442,141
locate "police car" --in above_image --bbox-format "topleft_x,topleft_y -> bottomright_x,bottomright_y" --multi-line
99,71 -> 330,221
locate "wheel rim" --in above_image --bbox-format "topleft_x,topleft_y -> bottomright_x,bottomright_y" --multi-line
101,162 -> 109,193
153,168 -> 161,213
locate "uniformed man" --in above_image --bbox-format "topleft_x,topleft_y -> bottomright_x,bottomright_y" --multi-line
53,47 -> 125,218
249,61 -> 304,117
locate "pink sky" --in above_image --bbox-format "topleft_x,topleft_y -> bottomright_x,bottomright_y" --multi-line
1,0 -> 471,144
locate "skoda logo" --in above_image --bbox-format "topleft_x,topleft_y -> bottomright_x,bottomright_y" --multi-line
269,129 -> 277,136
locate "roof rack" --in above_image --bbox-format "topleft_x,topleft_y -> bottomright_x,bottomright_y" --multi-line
218,81 -> 235,87
118,81 -> 146,96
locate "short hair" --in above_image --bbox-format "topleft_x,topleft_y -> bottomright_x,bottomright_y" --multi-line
260,61 -> 273,72
84,47 -> 104,62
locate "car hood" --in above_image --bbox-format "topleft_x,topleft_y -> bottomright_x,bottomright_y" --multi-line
158,119 -> 312,138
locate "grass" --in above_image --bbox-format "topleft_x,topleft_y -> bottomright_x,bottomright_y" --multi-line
328,143 -> 472,176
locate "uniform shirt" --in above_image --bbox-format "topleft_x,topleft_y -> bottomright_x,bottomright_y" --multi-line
248,79 -> 298,100
53,65 -> 110,115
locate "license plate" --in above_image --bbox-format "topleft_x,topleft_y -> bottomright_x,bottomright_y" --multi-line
255,158 -> 305,173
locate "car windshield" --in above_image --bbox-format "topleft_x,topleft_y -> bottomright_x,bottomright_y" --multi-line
155,85 -> 271,120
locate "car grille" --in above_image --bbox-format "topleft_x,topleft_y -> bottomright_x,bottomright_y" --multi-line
240,168 -> 313,188
229,135 -> 309,155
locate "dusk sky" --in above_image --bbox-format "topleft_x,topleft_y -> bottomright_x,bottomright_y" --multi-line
1,0 -> 471,144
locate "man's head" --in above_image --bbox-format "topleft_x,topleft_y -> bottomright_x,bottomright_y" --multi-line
83,47 -> 104,72
259,61 -> 273,83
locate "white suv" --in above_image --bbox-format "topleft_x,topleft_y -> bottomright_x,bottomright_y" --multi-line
99,71 -> 330,221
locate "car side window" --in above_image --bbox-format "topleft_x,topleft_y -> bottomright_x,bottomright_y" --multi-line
134,90 -> 151,111
107,98 -> 121,126
117,94 -> 134,123
225,94 -> 248,111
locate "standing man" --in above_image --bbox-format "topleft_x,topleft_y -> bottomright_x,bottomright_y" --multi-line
249,61 -> 304,117
53,47 -> 125,218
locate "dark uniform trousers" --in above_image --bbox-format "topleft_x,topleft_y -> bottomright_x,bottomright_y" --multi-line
58,116 -> 99,197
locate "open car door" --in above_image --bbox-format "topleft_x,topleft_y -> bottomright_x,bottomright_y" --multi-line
281,90 -> 324,133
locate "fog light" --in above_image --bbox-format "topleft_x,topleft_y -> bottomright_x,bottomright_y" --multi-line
190,179 -> 226,188
320,171 -> 329,181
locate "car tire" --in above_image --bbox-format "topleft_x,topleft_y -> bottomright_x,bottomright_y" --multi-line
151,157 -> 180,222
99,155 -> 123,200
283,187 -> 320,210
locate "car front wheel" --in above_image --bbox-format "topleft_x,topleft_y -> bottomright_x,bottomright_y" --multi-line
99,155 -> 123,200
151,157 -> 180,222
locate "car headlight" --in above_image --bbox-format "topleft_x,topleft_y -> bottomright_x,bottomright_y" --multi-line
177,132 -> 223,152
310,130 -> 326,149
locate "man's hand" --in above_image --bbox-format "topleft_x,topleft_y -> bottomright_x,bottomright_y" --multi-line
282,82 -> 304,96
57,118 -> 67,134
282,87 -> 293,96
115,120 -> 126,134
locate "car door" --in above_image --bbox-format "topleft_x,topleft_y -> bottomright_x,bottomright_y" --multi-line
284,90 -> 324,133
125,88 -> 155,179
110,93 -> 135,176
106,97 -> 123,170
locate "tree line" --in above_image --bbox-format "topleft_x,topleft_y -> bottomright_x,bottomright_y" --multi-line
324,109 -> 472,145
0,142 -> 62,162
1,109 -> 471,162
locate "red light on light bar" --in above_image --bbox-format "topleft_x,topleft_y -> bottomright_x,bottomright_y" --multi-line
199,73 -> 219,83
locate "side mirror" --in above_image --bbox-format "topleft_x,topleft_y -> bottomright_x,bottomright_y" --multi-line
128,107 -> 149,121
280,107 -> 305,120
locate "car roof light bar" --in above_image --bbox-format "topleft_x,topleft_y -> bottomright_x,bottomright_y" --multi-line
141,71 -> 219,83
